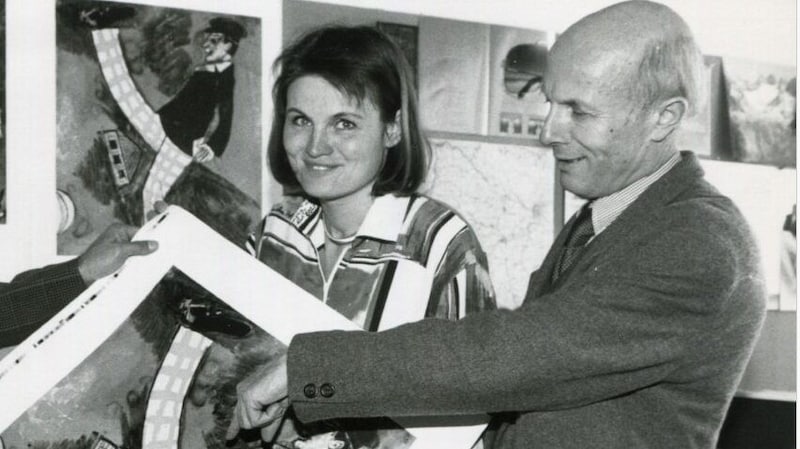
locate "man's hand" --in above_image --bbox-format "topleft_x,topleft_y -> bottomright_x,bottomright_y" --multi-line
77,223 -> 157,284
227,353 -> 289,442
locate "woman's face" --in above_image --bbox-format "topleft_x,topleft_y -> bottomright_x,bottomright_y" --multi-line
283,75 -> 399,206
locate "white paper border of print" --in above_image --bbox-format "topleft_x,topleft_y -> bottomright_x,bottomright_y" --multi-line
0,206 -> 487,449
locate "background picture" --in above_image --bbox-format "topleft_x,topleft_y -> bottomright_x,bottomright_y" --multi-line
55,0 -> 262,254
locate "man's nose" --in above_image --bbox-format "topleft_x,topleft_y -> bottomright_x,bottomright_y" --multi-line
540,104 -> 568,147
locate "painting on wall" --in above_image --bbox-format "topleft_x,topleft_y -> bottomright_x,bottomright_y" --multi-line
418,16 -> 490,135
488,25 -> 550,139
724,57 -> 796,167
377,21 -> 418,87
0,207 -> 487,449
778,204 -> 796,310
675,56 -> 723,158
55,0 -> 262,255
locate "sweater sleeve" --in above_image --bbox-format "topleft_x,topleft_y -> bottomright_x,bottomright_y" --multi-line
0,259 -> 87,348
426,223 -> 497,320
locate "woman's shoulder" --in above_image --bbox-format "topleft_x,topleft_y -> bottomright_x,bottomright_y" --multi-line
403,193 -> 474,232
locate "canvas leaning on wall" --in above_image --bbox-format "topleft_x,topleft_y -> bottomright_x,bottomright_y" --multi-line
0,207 -> 487,449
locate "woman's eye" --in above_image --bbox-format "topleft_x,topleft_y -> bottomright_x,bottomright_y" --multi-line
335,119 -> 356,130
290,115 -> 310,126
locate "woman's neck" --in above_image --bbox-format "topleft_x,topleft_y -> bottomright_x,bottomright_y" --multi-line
320,192 -> 376,239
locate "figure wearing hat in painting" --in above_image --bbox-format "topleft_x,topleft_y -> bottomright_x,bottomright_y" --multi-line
158,17 -> 247,164
91,16 -> 248,219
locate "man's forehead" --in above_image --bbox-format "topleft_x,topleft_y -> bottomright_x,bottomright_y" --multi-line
543,47 -> 636,106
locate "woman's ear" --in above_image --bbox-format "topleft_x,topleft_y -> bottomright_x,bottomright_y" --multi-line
383,110 -> 402,148
651,97 -> 688,142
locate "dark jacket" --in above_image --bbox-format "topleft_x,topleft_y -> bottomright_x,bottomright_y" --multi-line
0,260 -> 86,347
287,152 -> 767,449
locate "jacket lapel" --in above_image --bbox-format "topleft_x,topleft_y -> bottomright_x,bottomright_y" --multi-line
529,152 -> 704,298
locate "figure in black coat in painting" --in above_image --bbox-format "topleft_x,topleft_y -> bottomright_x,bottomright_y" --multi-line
158,18 -> 246,163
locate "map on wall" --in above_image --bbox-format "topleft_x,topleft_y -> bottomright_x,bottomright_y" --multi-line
55,0 -> 262,255
422,138 -> 554,309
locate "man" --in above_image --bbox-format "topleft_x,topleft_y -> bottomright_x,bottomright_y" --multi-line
0,224 -> 156,347
229,2 -> 767,448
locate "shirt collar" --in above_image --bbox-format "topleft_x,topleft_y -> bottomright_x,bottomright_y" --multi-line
199,61 -> 232,73
300,194 -> 410,247
590,152 -> 682,234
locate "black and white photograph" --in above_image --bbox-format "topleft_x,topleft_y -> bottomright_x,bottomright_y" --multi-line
0,1 -> 795,449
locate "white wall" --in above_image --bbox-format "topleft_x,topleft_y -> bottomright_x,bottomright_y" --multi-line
314,0 -> 797,66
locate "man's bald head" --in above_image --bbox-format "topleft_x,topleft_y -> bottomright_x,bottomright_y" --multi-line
551,0 -> 704,114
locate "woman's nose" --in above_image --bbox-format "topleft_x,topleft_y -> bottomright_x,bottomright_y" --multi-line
306,129 -> 334,157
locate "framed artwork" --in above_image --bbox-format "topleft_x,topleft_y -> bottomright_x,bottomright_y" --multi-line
488,25 -> 550,139
724,57 -> 796,167
376,21 -> 418,87
675,55 -> 722,158
55,0 -> 263,255
0,207 -> 487,449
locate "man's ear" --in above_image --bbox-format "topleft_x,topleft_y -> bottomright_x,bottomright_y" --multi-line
651,97 -> 688,142
221,41 -> 234,59
384,110 -> 402,148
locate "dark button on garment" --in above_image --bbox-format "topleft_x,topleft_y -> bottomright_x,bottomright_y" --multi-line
320,383 -> 336,398
303,383 -> 317,398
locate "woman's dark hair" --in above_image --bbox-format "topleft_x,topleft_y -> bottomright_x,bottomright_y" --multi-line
268,25 -> 429,196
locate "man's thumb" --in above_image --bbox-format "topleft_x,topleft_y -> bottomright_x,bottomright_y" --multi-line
124,240 -> 158,257
226,417 -> 240,442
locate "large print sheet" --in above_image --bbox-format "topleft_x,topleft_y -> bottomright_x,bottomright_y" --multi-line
0,206 -> 486,449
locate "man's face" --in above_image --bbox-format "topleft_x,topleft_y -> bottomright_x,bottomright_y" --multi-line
202,32 -> 232,63
540,43 -> 658,199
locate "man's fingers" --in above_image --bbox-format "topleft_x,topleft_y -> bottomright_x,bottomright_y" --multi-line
260,398 -> 290,442
119,240 -> 158,258
260,416 -> 284,443
250,398 -> 288,429
154,201 -> 169,214
226,407 -> 242,441
114,224 -> 140,241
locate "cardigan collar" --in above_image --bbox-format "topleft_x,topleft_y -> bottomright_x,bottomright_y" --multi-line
293,195 -> 411,248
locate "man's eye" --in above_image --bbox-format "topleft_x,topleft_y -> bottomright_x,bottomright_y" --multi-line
572,109 -> 588,117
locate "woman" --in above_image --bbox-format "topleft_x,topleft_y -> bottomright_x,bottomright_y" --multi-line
246,25 -> 496,448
